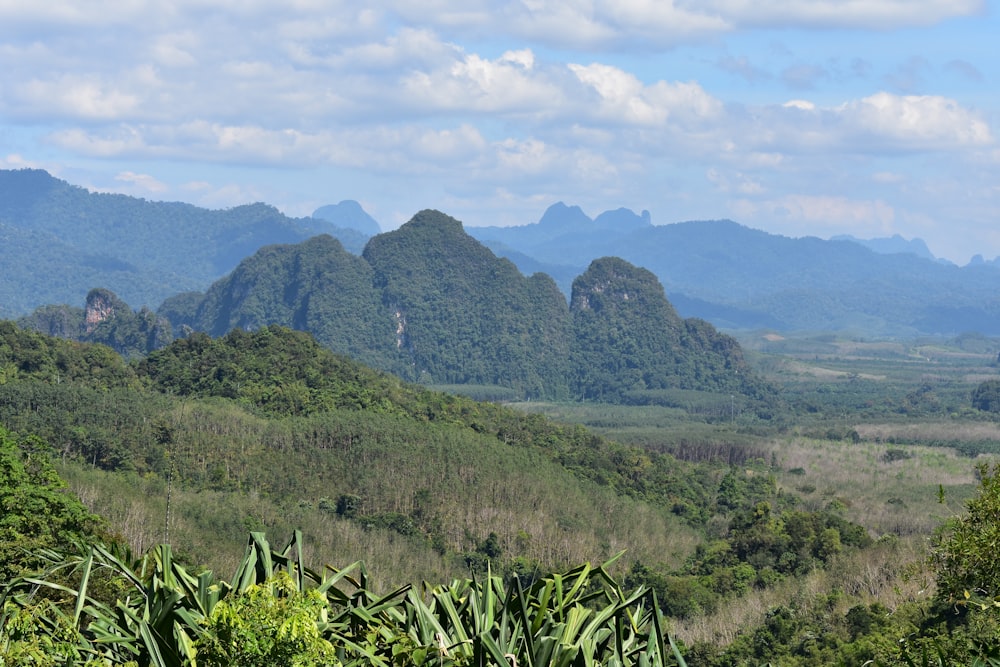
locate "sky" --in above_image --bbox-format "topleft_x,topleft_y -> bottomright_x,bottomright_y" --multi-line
0,1 -> 997,264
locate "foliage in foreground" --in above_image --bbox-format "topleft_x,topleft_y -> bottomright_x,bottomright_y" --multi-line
1,531 -> 685,667
0,426 -> 106,583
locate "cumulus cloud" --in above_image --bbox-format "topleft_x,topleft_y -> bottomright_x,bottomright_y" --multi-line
839,92 -> 993,149
569,63 -> 723,126
726,92 -> 992,158
402,49 -> 563,115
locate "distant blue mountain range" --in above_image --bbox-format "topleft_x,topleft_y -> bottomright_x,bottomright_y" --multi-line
4,167 -> 1000,337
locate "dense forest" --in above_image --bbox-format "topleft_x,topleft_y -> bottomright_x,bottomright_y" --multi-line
0,169 -> 368,317
3,321 -> 1000,664
151,210 -> 773,407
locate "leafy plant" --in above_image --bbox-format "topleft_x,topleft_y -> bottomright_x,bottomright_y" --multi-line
2,532 -> 687,666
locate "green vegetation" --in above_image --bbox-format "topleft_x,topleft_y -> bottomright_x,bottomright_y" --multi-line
972,379 -> 1000,412
20,288 -> 173,359
0,426 -> 106,583
2,532 -> 684,667
0,169 -> 361,319
3,324 -> 1000,664
158,210 -> 773,406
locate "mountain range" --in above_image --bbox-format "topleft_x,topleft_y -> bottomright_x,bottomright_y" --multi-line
0,169 -> 368,319
152,210 -> 772,407
4,168 -> 1000,337
466,203 -> 1000,335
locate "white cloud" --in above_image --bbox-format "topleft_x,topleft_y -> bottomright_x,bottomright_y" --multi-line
725,92 -> 993,160
14,76 -> 140,120
569,63 -> 722,126
839,92 -> 993,149
695,0 -> 983,29
402,49 -> 563,115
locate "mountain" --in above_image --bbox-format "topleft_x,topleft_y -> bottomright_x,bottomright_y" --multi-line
312,200 -> 382,236
158,234 -> 394,369
830,233 -> 937,261
569,257 -> 768,404
18,288 -> 173,359
158,210 -> 771,406
466,206 -> 1000,335
0,169 -> 365,318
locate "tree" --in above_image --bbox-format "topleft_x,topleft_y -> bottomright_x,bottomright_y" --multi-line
972,379 -> 1000,412
932,462 -> 1000,601
0,426 -> 104,582
195,572 -> 337,667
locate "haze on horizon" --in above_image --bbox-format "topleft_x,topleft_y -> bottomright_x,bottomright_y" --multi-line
0,1 -> 996,264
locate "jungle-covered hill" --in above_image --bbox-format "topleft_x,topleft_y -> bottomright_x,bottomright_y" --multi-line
152,210 -> 775,407
0,168 -> 367,318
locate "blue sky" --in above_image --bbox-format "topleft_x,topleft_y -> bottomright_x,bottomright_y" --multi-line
0,1 -> 996,263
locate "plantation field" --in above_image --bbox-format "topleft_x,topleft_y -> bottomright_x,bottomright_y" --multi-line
7,325 -> 1000,665
515,331 -> 1000,532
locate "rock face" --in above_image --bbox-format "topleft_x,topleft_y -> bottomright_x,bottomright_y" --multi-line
85,288 -> 121,334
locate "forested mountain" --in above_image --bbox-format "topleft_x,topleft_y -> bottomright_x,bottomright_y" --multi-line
158,210 -> 771,406
362,211 -> 573,397
0,169 -> 371,318
468,204 -> 1000,335
8,167 -> 1000,337
569,258 -> 770,405
18,287 -> 173,359
158,234 -> 394,369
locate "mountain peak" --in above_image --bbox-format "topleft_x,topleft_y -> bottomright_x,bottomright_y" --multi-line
538,202 -> 592,229
830,233 -> 936,261
312,200 -> 381,236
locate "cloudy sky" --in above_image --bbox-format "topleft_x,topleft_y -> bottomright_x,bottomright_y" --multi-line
1,1 -> 996,263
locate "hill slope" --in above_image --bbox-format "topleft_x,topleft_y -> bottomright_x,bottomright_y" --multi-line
159,210 -> 771,405
0,322 -> 707,587
0,169 -> 370,317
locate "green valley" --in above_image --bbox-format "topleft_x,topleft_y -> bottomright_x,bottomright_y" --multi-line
3,319 -> 1000,664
